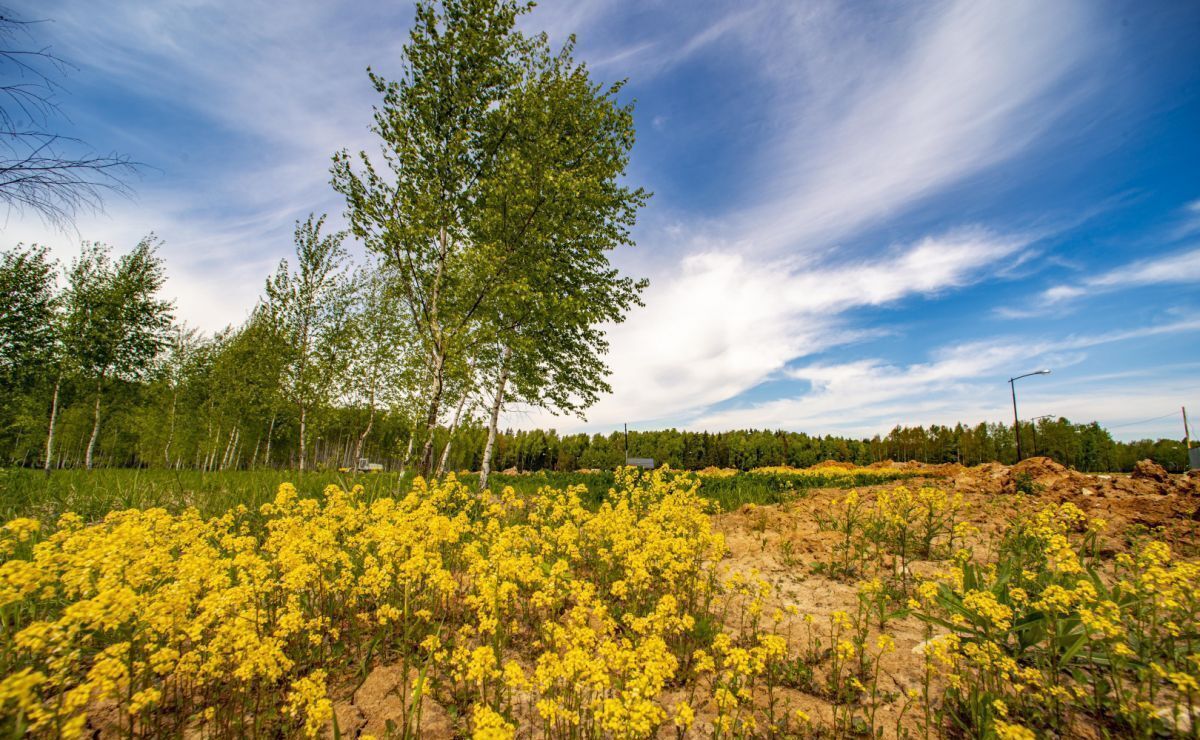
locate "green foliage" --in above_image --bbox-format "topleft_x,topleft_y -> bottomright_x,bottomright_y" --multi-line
0,245 -> 57,390
263,215 -> 353,469
63,239 -> 173,385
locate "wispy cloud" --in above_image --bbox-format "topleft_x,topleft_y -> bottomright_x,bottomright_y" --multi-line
733,0 -> 1097,253
512,229 -> 1026,429
998,245 -> 1200,317
689,319 -> 1200,439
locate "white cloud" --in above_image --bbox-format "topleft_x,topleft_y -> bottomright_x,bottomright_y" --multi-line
735,0 -> 1095,253
510,229 -> 1025,430
1019,245 -> 1200,313
7,1 -> 396,330
688,319 -> 1200,440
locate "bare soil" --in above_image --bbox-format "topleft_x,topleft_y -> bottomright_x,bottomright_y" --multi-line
710,458 -> 1199,737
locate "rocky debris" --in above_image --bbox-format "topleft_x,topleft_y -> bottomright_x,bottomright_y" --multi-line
326,664 -> 454,739
1132,459 -> 1170,483
329,702 -> 366,738
941,456 -> 1194,500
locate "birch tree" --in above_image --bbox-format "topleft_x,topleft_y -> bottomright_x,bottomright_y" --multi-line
332,0 -> 530,476
474,37 -> 647,489
344,260 -> 418,471
0,244 -> 61,469
62,239 -> 173,469
263,214 -> 352,472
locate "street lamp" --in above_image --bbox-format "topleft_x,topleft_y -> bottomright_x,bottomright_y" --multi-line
1009,370 -> 1050,462
1030,414 -> 1055,457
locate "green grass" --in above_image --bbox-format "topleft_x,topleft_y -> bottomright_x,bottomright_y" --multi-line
0,467 -> 922,526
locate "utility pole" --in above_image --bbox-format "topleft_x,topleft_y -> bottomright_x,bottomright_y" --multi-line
1184,406 -> 1192,450
1010,381 -> 1021,461
1009,369 -> 1051,462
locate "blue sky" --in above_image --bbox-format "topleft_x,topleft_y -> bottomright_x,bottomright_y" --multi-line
8,0 -> 1200,441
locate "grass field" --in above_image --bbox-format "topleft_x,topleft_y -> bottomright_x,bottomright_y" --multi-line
0,466 -> 923,525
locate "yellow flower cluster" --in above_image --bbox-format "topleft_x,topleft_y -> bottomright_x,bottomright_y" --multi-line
917,501 -> 1199,737
0,467 -> 814,738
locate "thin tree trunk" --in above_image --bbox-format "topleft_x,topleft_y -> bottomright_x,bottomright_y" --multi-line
418,352 -> 446,476
84,378 -> 103,471
400,435 -> 414,475
205,427 -> 221,472
352,397 -> 376,474
220,427 -> 233,470
264,411 -> 277,469
479,346 -> 512,492
298,404 -> 308,472
221,427 -> 239,471
436,389 -> 471,479
164,389 -> 178,466
43,375 -> 61,473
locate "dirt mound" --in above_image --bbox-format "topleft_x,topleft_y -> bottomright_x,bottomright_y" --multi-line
1131,459 -> 1170,483
952,462 -> 1014,495
866,459 -> 897,469
947,457 -> 1095,497
1011,456 -> 1069,478
922,462 -> 964,478
811,460 -> 857,470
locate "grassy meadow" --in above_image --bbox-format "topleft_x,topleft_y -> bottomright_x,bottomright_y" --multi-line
0,465 -> 923,526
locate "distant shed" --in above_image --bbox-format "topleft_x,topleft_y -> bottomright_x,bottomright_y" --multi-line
626,457 -> 655,470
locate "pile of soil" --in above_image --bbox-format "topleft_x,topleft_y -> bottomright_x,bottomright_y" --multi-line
811,460 -> 857,470
1131,459 -> 1170,483
938,457 -> 1198,499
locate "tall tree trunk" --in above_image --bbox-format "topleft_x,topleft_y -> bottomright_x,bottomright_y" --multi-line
479,346 -> 512,492
400,435 -> 414,475
298,404 -> 308,472
164,389 -> 178,465
84,378 -> 103,471
220,427 -> 239,471
351,396 -> 376,474
264,411 -> 277,469
43,375 -> 61,473
418,351 -> 446,476
436,389 -> 471,479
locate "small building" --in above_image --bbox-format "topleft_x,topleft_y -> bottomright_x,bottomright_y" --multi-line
626,457 -> 655,470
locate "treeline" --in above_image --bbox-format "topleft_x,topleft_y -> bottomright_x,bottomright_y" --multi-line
483,421 -> 1191,474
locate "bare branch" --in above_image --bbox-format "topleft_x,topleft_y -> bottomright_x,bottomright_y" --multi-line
0,7 -> 140,229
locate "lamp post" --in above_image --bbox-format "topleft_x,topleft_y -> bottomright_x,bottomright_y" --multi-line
1030,414 -> 1055,458
1009,370 -> 1050,462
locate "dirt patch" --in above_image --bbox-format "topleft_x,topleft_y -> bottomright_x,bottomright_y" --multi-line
709,461 -> 1200,738
1131,458 -> 1170,483
327,664 -> 454,739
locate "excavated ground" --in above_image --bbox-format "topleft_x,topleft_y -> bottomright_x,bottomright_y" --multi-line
709,458 -> 1199,737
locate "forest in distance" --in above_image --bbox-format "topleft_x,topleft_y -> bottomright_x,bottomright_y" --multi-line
1,239 -> 1187,475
